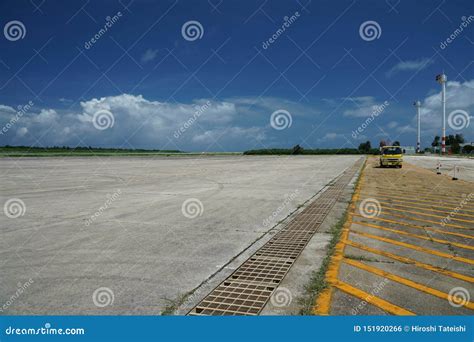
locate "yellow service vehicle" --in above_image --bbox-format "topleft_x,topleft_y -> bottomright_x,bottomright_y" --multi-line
380,146 -> 403,168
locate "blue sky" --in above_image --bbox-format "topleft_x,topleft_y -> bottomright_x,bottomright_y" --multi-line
0,0 -> 472,151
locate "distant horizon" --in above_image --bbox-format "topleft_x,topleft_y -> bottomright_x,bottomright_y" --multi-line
1,139 -> 465,154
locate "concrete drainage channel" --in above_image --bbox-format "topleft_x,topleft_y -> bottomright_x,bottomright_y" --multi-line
188,158 -> 365,316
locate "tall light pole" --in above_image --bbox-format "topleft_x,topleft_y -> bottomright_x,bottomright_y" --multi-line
413,100 -> 421,153
436,73 -> 447,155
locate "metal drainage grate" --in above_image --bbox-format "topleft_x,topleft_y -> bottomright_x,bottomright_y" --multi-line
189,158 -> 364,315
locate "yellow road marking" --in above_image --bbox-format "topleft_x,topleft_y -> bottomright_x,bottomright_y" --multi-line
369,199 -> 474,218
314,221 -> 351,315
358,192 -> 474,214
378,206 -> 474,224
370,180 -> 472,193
345,240 -> 474,283
352,213 -> 474,239
350,230 -> 474,265
363,185 -> 474,200
352,221 -> 474,251
316,157 -> 474,315
375,211 -> 472,230
343,258 -> 474,310
313,287 -> 332,315
370,188 -> 474,206
331,279 -> 415,315
313,161 -> 366,314
379,185 -> 471,194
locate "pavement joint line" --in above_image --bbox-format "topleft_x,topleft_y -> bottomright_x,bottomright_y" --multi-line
350,230 -> 474,265
367,199 -> 474,218
352,213 -> 474,239
312,162 -> 366,315
378,206 -> 474,224
345,240 -> 474,283
351,221 -> 474,251
375,211 -> 472,230
331,279 -> 415,315
342,258 -> 474,310
357,191 -> 474,210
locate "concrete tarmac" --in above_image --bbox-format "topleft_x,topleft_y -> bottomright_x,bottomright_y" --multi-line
0,155 -> 359,314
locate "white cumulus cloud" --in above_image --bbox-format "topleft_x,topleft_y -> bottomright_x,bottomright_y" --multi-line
0,94 -> 286,151
386,57 -> 434,77
343,96 -> 387,118
420,79 -> 474,133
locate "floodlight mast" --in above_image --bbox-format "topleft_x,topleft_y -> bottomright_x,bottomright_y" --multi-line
413,100 -> 421,153
436,73 -> 447,155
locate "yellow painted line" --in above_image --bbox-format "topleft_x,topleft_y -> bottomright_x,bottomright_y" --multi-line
379,184 -> 470,193
358,190 -> 474,210
313,161 -> 366,314
365,185 -> 474,200
371,188 -> 474,206
379,206 -> 474,224
371,182 -> 471,193
350,230 -> 474,265
372,199 -> 474,219
387,181 -> 472,192
358,192 -> 474,214
313,287 -> 332,315
346,240 -> 474,283
331,279 -> 415,315
352,221 -> 474,251
314,221 -> 351,315
343,258 -> 474,310
352,213 -> 474,240
376,211 -> 472,230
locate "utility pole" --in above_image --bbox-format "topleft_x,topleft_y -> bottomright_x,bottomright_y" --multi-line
436,73 -> 447,155
413,100 -> 421,153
